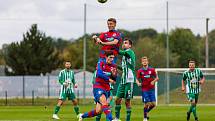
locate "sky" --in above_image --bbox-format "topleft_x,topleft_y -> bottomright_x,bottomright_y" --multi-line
0,0 -> 215,48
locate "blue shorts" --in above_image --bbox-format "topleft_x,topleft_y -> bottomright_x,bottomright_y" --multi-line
93,88 -> 110,103
142,89 -> 156,103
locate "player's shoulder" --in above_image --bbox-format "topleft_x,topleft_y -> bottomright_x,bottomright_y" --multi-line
137,68 -> 143,72
59,69 -> 66,73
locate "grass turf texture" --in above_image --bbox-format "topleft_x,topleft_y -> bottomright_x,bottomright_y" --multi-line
0,105 -> 214,121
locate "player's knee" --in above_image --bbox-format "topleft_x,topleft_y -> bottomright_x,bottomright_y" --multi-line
125,100 -> 131,107
115,98 -> 122,105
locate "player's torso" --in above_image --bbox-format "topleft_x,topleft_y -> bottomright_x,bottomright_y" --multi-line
139,68 -> 156,91
94,62 -> 116,91
121,49 -> 136,84
185,69 -> 201,94
60,70 -> 74,83
100,31 -> 122,57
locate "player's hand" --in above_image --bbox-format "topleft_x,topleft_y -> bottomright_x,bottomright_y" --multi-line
63,82 -> 69,87
109,78 -> 116,84
151,81 -> 155,85
136,82 -> 142,87
74,83 -> 78,88
199,80 -> 204,84
92,35 -> 98,40
181,86 -> 185,93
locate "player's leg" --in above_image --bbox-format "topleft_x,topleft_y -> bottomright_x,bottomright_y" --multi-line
53,86 -> 66,119
186,93 -> 196,121
100,94 -> 114,121
69,92 -> 80,116
124,83 -> 133,121
142,91 -> 150,121
125,99 -> 131,121
193,94 -> 199,121
115,84 -> 124,120
147,89 -> 156,118
79,88 -> 104,120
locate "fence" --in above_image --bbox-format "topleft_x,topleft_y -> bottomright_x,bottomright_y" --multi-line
0,68 -> 215,105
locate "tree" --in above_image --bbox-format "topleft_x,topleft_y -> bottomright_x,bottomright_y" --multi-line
4,24 -> 59,75
169,28 -> 199,67
134,37 -> 166,68
208,29 -> 215,67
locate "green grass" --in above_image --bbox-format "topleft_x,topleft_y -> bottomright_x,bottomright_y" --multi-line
0,105 -> 214,121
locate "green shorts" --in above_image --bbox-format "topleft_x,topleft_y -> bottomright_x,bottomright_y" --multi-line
186,93 -> 199,102
116,83 -> 133,99
59,86 -> 76,101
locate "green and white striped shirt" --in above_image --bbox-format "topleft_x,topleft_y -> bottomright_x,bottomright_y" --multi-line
182,68 -> 204,94
58,69 -> 76,92
120,49 -> 136,84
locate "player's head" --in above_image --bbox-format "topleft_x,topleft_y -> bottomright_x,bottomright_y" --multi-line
107,18 -> 116,31
105,51 -> 115,64
189,60 -> 195,71
64,61 -> 71,69
141,56 -> 149,67
122,38 -> 132,49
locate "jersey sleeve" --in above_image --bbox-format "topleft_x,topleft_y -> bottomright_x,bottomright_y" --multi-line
99,32 -> 105,41
199,69 -> 204,79
182,72 -> 187,81
58,71 -> 64,85
96,61 -> 110,81
71,71 -> 76,84
90,71 -> 97,84
137,69 -> 142,82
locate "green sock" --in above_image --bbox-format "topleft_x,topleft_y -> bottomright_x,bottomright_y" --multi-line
74,106 -> 79,115
109,98 -> 115,112
188,105 -> 194,113
126,107 -> 131,121
115,105 -> 121,119
54,105 -> 60,114
192,106 -> 197,118
96,114 -> 102,121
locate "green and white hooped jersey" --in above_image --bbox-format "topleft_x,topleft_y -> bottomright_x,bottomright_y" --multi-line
182,68 -> 204,94
58,69 -> 76,93
120,49 -> 136,84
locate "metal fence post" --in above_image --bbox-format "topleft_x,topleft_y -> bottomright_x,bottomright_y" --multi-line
32,90 -> 34,105
47,75 -> 50,98
23,76 -> 25,99
5,91 -> 7,106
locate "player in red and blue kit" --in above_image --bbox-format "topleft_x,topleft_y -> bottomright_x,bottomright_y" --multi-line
78,51 -> 117,121
136,56 -> 159,121
92,18 -> 123,64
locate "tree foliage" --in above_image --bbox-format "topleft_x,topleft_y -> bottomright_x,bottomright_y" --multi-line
4,24 -> 59,75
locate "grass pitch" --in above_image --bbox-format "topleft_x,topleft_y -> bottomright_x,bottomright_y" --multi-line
0,105 -> 214,121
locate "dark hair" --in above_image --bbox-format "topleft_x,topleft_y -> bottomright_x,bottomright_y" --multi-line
189,60 -> 195,64
107,18 -> 116,23
104,50 -> 114,57
142,56 -> 148,60
124,38 -> 133,46
65,60 -> 71,63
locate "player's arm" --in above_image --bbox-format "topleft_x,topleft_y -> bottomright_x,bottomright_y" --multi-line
58,71 -> 64,85
136,70 -> 142,87
96,61 -> 110,82
199,70 -> 205,84
71,71 -> 78,88
181,72 -> 187,92
151,69 -> 159,85
100,39 -> 119,45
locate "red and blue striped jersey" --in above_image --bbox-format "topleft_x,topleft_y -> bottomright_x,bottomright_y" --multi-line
99,30 -> 122,58
93,59 -> 117,91
137,67 -> 157,91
